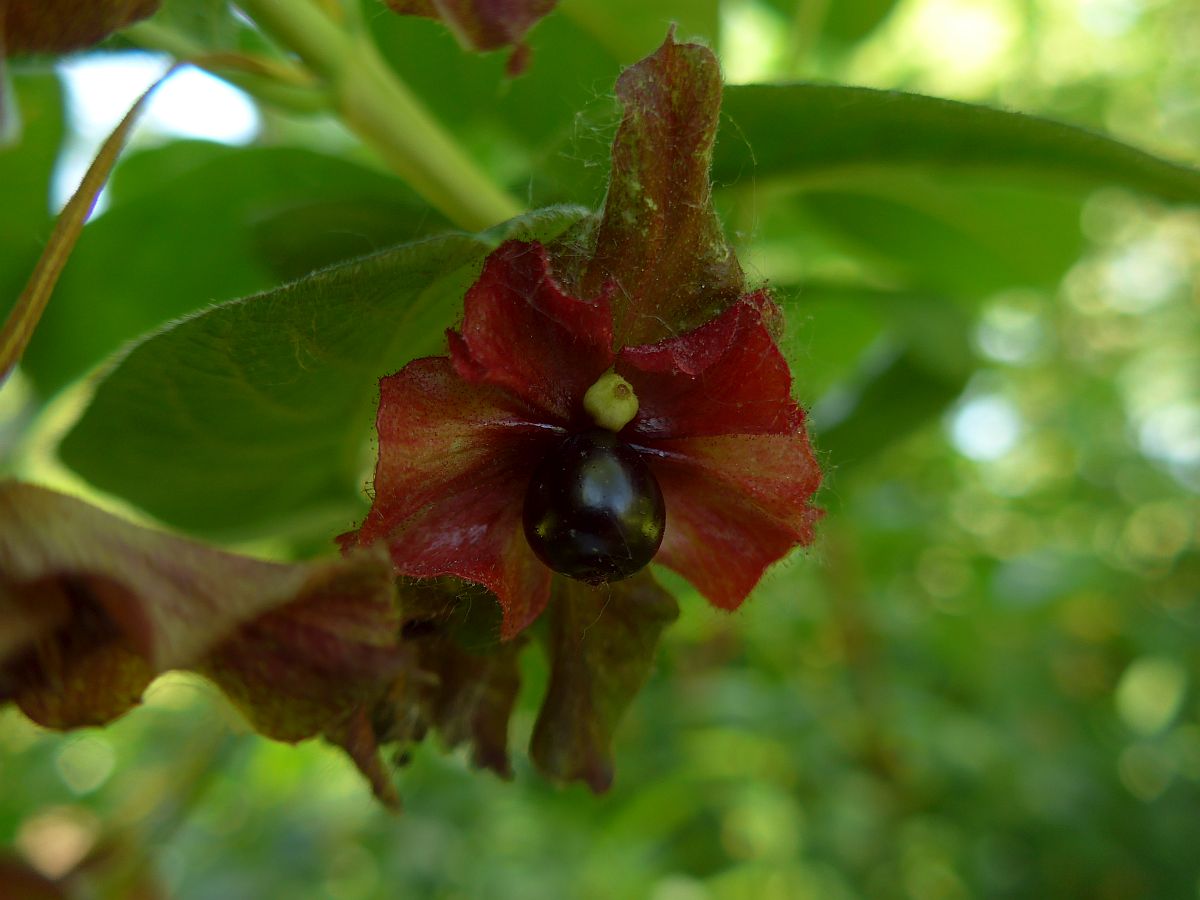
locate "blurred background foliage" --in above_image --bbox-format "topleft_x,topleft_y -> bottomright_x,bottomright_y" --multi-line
1,0 -> 1198,897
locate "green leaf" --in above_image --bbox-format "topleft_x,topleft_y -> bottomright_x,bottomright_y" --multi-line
776,282 -> 893,405
19,142 -> 441,396
714,83 -> 1200,205
148,0 -> 250,50
760,0 -> 900,47
2,66 -> 175,382
813,347 -> 968,476
530,572 -> 679,792
59,205 -> 589,540
778,274 -> 977,448
779,276 -> 975,474
367,5 -> 619,206
797,173 -> 1088,297
561,0 -> 719,63
821,0 -> 900,44
0,72 -> 62,311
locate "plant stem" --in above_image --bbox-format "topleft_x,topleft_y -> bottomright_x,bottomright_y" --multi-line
236,0 -> 522,230
123,21 -> 333,114
788,0 -> 830,76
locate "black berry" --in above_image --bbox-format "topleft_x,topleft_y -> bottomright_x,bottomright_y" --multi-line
523,429 -> 665,583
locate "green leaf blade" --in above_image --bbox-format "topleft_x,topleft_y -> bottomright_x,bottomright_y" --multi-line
20,143 -> 444,397
59,206 -> 589,540
715,83 -> 1200,204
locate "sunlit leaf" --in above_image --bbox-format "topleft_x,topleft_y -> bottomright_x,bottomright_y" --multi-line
715,83 -> 1200,204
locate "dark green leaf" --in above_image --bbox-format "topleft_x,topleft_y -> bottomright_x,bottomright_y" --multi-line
776,282 -> 893,404
562,0 -> 718,63
814,347 -> 968,475
367,6 -> 619,206
530,572 -> 679,792
59,206 -> 589,540
782,274 -> 975,475
20,142 -> 442,396
0,72 -> 61,331
715,83 -> 1200,204
149,0 -> 246,50
822,0 -> 900,44
797,173 -> 1088,297
760,0 -> 900,46
2,65 -> 178,382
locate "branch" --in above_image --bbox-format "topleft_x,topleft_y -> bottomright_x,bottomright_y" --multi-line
236,0 -> 522,230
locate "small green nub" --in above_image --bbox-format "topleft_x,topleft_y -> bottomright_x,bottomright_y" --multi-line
583,370 -> 639,432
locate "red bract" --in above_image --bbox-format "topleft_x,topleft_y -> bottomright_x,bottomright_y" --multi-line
341,240 -> 822,638
385,0 -> 558,75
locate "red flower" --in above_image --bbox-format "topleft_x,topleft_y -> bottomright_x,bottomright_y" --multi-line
341,239 -> 822,638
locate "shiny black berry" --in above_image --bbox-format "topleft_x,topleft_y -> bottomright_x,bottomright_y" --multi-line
523,429 -> 665,584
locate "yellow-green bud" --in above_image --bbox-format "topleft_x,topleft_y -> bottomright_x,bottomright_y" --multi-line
583,370 -> 639,432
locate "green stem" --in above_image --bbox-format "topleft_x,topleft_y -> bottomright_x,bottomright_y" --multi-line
236,0 -> 522,230
123,21 -> 332,114
787,0 -> 830,76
